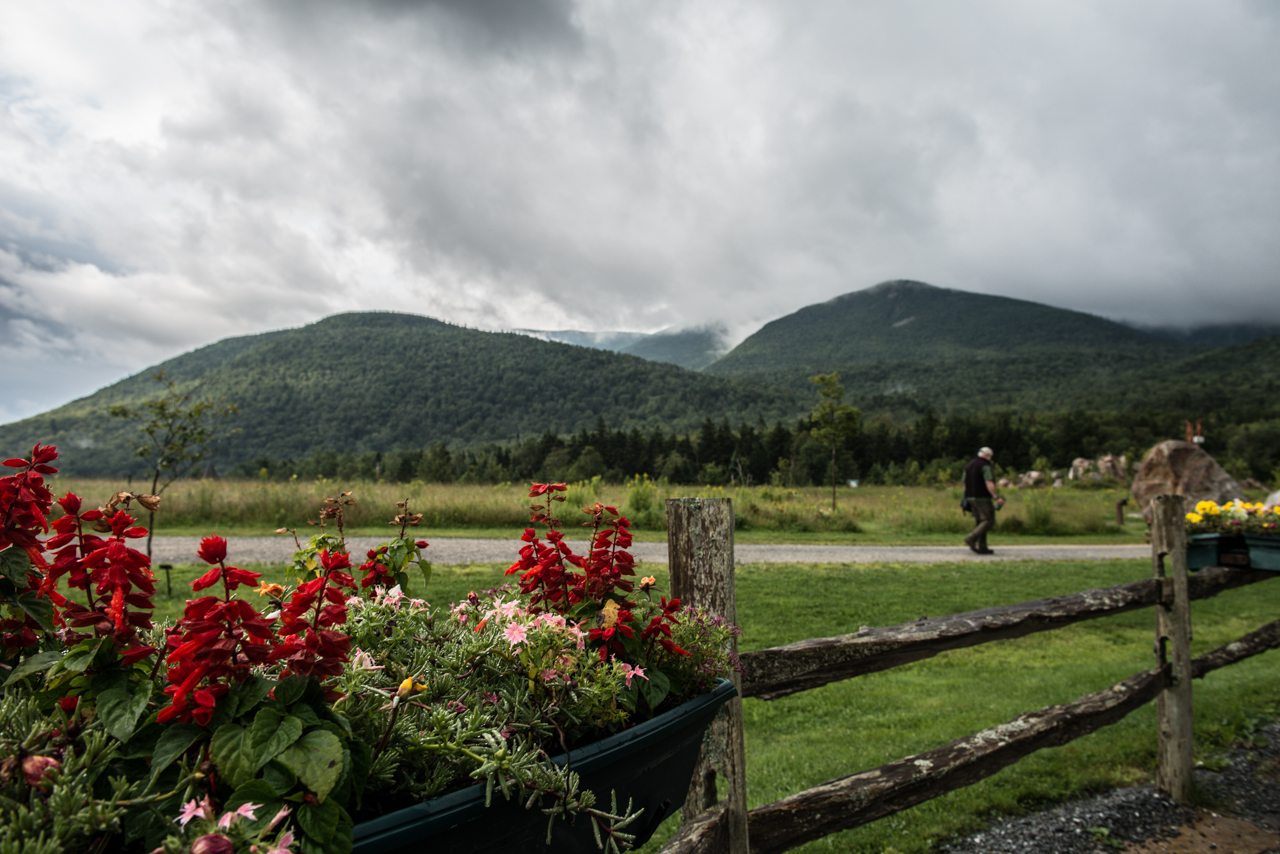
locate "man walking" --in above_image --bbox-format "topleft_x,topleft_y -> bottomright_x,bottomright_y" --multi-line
964,446 -> 1005,555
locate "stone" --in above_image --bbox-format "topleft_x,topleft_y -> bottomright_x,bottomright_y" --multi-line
1131,440 -> 1246,520
1016,471 -> 1044,489
1097,454 -> 1126,481
1052,478 -> 1063,488
997,477 -> 1013,488
1266,489 -> 1280,510
1069,458 -> 1093,481
1240,477 -> 1268,491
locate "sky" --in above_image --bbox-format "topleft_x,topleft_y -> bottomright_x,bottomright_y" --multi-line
3,0 -> 1279,424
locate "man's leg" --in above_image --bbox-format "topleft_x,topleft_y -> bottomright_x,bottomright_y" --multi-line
969,501 -> 994,553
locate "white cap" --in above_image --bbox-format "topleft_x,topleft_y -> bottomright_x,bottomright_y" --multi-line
979,447 -> 994,457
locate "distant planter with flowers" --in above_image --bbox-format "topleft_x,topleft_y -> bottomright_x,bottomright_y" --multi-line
1184,499 -> 1280,571
0,446 -> 739,854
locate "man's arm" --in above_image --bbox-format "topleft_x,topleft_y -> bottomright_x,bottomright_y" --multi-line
985,479 -> 1004,506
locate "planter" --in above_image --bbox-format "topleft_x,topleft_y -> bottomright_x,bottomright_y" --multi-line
351,679 -> 737,854
1186,534 -> 1250,570
1243,535 -> 1280,571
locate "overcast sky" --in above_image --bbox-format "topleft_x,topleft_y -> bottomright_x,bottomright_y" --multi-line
3,0 -> 1279,424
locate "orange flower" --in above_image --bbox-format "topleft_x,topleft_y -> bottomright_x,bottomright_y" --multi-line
256,582 -> 285,598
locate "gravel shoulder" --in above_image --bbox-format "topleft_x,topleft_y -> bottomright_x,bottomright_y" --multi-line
148,537 -> 1150,566
935,720 -> 1280,854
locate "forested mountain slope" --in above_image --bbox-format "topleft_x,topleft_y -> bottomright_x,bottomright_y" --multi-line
706,279 -> 1186,378
0,313 -> 806,477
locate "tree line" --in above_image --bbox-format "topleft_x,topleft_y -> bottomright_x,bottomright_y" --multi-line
225,408 -> 1280,488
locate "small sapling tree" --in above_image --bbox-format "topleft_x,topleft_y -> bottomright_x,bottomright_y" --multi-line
109,371 -> 238,573
809,372 -> 861,511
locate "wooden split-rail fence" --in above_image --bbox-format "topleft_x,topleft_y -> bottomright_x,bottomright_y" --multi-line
658,494 -> 1280,854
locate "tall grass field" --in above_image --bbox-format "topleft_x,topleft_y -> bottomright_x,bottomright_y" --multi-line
49,477 -> 1158,544
137,557 -> 1280,853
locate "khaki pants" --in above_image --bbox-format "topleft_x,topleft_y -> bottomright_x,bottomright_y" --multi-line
966,499 -> 995,551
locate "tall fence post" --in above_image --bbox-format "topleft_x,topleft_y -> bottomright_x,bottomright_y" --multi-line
667,498 -> 749,854
1151,493 -> 1193,801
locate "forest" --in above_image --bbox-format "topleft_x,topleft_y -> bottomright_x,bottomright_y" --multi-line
227,407 -> 1280,489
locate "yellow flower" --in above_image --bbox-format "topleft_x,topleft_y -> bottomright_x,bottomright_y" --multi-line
1185,512 -> 1203,523
396,677 -> 427,699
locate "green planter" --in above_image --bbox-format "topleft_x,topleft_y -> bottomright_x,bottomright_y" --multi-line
1186,534 -> 1219,571
1243,534 -> 1280,571
351,679 -> 737,854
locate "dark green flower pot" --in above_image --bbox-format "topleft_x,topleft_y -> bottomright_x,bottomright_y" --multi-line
351,679 -> 737,854
1243,534 -> 1280,571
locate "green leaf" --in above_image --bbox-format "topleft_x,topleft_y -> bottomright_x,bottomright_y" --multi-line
262,759 -> 298,795
15,592 -> 54,632
640,668 -> 671,710
326,813 -> 354,854
290,703 -> 321,728
348,739 -> 372,808
278,730 -> 344,803
272,676 -> 308,707
228,676 -> 273,718
417,560 -> 432,590
250,709 -> 303,771
62,638 -> 106,673
4,650 -> 62,685
97,684 -> 152,743
209,724 -> 255,789
295,797 -> 340,845
150,724 -> 205,783
0,547 -> 32,586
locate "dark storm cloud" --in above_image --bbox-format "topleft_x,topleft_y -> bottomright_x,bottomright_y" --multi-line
1,0 -> 1278,422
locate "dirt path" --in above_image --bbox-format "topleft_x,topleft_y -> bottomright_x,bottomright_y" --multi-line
147,537 -> 1150,566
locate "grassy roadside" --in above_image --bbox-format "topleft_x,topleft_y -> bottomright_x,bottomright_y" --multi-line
49,478 -> 1168,546
137,558 -> 1280,853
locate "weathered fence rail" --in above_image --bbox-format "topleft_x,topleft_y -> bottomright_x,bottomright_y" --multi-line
740,564 -> 1277,701
660,494 -> 1280,854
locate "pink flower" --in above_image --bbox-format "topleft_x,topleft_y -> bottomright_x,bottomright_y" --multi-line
618,663 -> 647,688
504,622 -> 527,646
265,805 -> 291,832
217,802 -> 260,828
264,829 -> 295,854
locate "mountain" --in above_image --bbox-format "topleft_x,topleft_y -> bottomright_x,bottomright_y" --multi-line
617,325 -> 729,371
707,279 -> 1182,375
701,279 -> 1208,415
514,324 -> 729,370
0,313 -> 805,477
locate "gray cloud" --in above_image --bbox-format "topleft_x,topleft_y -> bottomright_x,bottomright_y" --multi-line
0,0 -> 1278,421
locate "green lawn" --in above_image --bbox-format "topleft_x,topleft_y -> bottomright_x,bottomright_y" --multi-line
142,557 -> 1280,853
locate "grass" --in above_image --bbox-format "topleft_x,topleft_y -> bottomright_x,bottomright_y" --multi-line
134,557 -> 1280,853
50,478 -> 1154,545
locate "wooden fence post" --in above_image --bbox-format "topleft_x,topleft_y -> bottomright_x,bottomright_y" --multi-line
1151,493 -> 1193,802
667,498 -> 749,854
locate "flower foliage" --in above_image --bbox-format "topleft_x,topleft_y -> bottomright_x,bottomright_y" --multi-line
1186,499 -> 1280,536
505,483 -> 690,701
159,536 -> 271,724
1,456 -> 740,854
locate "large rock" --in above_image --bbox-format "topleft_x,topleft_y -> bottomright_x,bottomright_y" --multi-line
1131,440 -> 1245,520
1266,489 -> 1280,510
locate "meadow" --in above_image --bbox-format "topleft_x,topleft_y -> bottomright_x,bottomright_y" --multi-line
137,556 -> 1280,854
49,476 -> 1160,545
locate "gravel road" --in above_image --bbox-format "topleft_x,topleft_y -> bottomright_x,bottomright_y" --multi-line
147,537 -> 1150,566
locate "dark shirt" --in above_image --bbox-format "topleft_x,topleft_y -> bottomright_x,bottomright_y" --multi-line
964,457 -> 994,499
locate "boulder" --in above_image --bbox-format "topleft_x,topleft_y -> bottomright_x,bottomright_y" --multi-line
1131,440 -> 1246,520
1016,471 -> 1045,488
1069,458 -> 1093,481
1266,489 -> 1280,511
1097,454 -> 1126,481
997,477 -> 1013,488
1052,477 -> 1064,488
